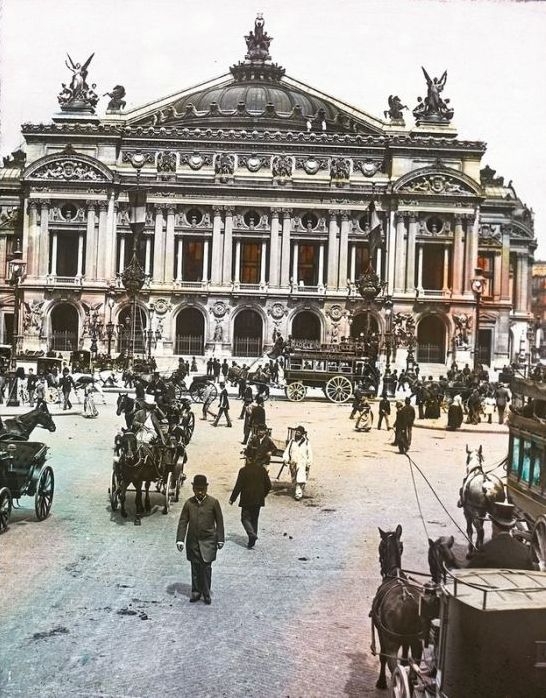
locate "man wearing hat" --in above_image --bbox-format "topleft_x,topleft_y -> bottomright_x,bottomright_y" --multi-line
176,475 -> 225,604
467,502 -> 534,570
282,426 -> 313,501
212,381 -> 232,427
229,453 -> 272,548
244,424 -> 276,469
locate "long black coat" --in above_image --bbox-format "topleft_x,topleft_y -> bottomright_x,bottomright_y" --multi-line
466,532 -> 534,570
230,463 -> 271,508
176,495 -> 225,563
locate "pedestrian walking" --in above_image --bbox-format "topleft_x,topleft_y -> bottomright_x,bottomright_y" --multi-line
355,396 -> 373,432
466,389 -> 482,425
27,368 -> 38,406
212,382 -> 232,427
349,380 -> 365,419
221,359 -> 229,381
83,382 -> 99,418
176,475 -> 225,604
244,424 -> 276,469
400,397 -> 416,446
377,394 -> 391,430
242,399 -> 254,444
495,385 -> 510,424
239,384 -> 253,419
35,374 -> 46,408
249,395 -> 266,430
213,359 -> 221,383
59,368 -> 76,410
482,394 -> 496,424
446,394 -> 464,431
191,356 -> 198,372
229,455 -> 271,548
206,357 -> 214,377
201,383 -> 217,421
282,426 -> 313,501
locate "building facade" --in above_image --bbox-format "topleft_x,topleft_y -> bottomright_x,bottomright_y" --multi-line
0,17 -> 537,371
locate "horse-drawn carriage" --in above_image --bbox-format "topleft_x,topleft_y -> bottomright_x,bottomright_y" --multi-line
228,362 -> 272,400
0,441 -> 54,533
283,341 -> 379,402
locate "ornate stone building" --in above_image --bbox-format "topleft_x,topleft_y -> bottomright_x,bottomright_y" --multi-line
0,16 -> 537,370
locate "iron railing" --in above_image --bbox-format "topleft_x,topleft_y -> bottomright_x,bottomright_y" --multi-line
50,331 -> 78,351
233,337 -> 262,357
417,343 -> 445,363
174,335 -> 205,355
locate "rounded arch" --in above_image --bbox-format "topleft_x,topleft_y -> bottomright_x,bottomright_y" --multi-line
350,312 -> 380,340
291,310 -> 322,342
175,306 -> 205,355
392,165 -> 482,197
23,152 -> 114,183
50,302 -> 80,352
417,314 -> 447,364
233,308 -> 263,357
117,303 -> 148,355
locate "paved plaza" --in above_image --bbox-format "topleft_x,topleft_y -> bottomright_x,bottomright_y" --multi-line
0,392 -> 509,697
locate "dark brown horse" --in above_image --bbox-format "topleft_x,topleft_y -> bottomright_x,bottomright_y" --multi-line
0,404 -> 56,441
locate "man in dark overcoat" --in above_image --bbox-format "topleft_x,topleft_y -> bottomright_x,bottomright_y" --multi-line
244,424 -> 276,469
229,455 -> 272,548
176,474 -> 225,604
212,381 -> 232,427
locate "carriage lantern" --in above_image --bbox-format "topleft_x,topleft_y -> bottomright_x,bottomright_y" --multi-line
6,242 -> 27,406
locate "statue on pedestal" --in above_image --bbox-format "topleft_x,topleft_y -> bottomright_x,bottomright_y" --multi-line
104,85 -> 126,111
245,13 -> 272,62
413,67 -> 454,122
57,53 -> 99,112
384,95 -> 408,121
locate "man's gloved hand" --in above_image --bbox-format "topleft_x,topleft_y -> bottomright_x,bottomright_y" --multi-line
176,541 -> 184,552
217,542 -> 224,550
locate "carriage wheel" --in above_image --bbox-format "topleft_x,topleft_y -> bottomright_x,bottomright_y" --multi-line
325,376 -> 353,403
164,472 -> 173,513
110,469 -> 120,511
0,487 -> 12,533
34,465 -> 54,521
185,412 -> 195,441
390,666 -> 412,698
286,382 -> 306,402
174,383 -> 187,400
532,514 -> 546,572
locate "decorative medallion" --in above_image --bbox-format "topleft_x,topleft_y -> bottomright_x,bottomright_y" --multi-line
354,159 -> 382,177
154,298 -> 170,315
211,301 -> 228,318
328,304 -> 343,321
239,154 -> 269,172
269,302 -> 287,320
295,157 -> 328,175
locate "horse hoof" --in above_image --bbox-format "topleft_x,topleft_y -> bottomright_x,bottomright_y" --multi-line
134,518 -> 141,526
162,508 -> 168,515
376,679 -> 387,690
121,511 -> 128,519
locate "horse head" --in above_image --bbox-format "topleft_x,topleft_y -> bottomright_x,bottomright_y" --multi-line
119,430 -> 138,460
428,536 -> 457,584
465,444 -> 483,472
378,524 -> 403,578
36,405 -> 56,433
116,393 -> 128,416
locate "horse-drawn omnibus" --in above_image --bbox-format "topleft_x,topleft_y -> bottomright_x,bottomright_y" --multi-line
283,339 -> 379,403
507,376 -> 546,570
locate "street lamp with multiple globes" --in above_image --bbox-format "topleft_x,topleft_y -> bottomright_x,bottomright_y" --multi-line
6,242 -> 27,406
355,262 -> 393,373
471,267 -> 487,373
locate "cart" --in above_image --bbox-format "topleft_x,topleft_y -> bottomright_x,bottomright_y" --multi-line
392,568 -> 546,698
0,440 -> 53,533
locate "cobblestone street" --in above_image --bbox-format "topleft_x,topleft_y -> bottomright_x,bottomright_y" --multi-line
0,393 -> 509,697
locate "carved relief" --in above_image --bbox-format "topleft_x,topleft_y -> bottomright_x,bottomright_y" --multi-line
354,159 -> 384,177
31,159 -> 107,182
272,155 -> 293,178
330,158 -> 351,180
295,157 -> 328,175
211,300 -> 229,318
179,152 -> 214,170
215,153 -> 235,176
269,302 -> 287,320
121,151 -> 155,165
400,174 -> 474,195
157,151 -> 177,173
239,154 -> 269,172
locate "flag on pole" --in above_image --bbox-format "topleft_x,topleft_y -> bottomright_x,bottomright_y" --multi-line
367,199 -> 383,267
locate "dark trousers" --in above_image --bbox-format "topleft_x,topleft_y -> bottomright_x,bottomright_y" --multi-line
417,403 -> 425,419
190,558 -> 212,598
241,506 -> 261,538
377,412 -> 390,430
498,405 -> 506,424
213,407 -> 232,426
62,390 -> 72,409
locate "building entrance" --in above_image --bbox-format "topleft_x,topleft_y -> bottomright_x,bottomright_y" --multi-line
50,304 -> 79,351
175,308 -> 205,355
233,310 -> 262,357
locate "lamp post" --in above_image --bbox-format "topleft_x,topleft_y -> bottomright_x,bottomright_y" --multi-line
6,243 -> 27,406
105,291 -> 116,360
383,295 -> 394,373
471,268 -> 487,373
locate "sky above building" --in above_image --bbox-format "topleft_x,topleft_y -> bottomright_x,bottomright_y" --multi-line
1,0 -> 544,255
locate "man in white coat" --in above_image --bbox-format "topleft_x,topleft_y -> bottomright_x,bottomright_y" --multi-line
283,425 -> 313,500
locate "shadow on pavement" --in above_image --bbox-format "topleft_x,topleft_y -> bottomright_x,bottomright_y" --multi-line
166,582 -> 192,598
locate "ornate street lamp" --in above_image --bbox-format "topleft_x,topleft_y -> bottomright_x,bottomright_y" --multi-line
471,267 -> 487,373
6,242 -> 27,406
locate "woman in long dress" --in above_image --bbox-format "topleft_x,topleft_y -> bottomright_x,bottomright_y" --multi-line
83,382 -> 99,418
446,394 -> 464,431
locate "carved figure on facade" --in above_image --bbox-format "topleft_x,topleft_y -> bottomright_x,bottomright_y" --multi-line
81,301 -> 104,339
413,67 -> 454,122
272,155 -> 293,178
480,165 -> 504,187
23,300 -> 47,335
2,149 -> 26,168
401,174 -> 470,196
215,153 -> 235,176
453,313 -> 472,349
157,151 -> 177,173
392,312 -> 416,348
268,302 -> 288,320
58,53 -> 99,112
213,322 -> 224,343
245,13 -> 272,62
479,224 -> 502,246
384,95 -> 408,121
32,159 -> 105,182
211,301 -> 228,318
330,157 -> 351,180
103,85 -> 126,111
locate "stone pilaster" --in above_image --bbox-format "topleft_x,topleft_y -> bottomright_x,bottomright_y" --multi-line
152,205 -> 165,283
164,205 -> 176,283
500,227 -> 511,301
38,200 -> 50,278
452,214 -> 464,296
26,201 -> 39,278
210,206 -> 223,284
405,213 -> 417,292
280,208 -> 292,287
85,201 -> 97,279
269,209 -> 281,287
327,210 -> 340,289
222,206 -> 234,284
106,192 -> 117,282
338,212 -> 350,289
393,212 -> 407,293
96,200 -> 108,280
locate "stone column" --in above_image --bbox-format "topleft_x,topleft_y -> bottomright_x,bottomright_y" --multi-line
222,207 -> 233,284
292,241 -> 299,283
0,236 -> 6,284
144,237 -> 152,276
50,232 -> 58,275
106,192 -> 117,282
405,214 -> 417,292
176,238 -> 183,280
327,210 -> 340,289
96,201 -> 108,280
393,213 -> 407,292
269,209 -> 281,287
452,215 -> 464,296
260,241 -> 267,284
210,207 -> 223,284
153,205 -> 165,282
500,228 -> 511,301
234,240 -> 241,283
416,243 -> 424,293
376,247 -> 383,279
442,244 -> 450,293
38,200 -> 50,278
519,254 -> 529,312
77,233 -> 84,276
493,251 -> 502,300
26,201 -> 39,278
118,237 -> 126,274
349,243 -> 356,282
280,209 -> 292,287
202,239 -> 209,282
164,205 -> 176,282
85,202 -> 97,279
338,212 -> 350,288
318,244 -> 325,285
464,211 -> 479,294
386,211 -> 396,295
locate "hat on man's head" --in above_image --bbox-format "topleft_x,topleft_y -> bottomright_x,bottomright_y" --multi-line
294,425 -> 306,434
192,474 -> 208,488
488,501 -> 518,528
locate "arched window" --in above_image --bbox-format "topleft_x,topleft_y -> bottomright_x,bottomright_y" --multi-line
350,313 -> 379,340
50,304 -> 79,351
417,315 -> 446,363
291,311 -> 321,343
175,308 -> 205,355
233,310 -> 263,357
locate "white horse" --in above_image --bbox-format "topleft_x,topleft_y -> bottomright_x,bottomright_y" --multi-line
458,445 -> 505,557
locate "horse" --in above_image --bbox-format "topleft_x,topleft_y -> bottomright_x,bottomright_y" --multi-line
458,445 -> 505,557
0,404 -> 57,441
370,526 -> 437,690
428,536 -> 458,584
116,393 -> 136,429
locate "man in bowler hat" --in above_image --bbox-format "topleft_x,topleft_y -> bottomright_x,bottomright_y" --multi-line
176,475 -> 225,604
229,453 -> 272,548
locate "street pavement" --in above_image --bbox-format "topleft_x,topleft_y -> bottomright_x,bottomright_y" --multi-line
0,391 -> 509,697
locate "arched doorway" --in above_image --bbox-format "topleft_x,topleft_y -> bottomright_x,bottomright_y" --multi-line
233,309 -> 262,357
417,315 -> 446,363
350,313 -> 379,340
117,305 -> 147,355
291,311 -> 321,345
50,303 -> 79,351
175,308 -> 205,355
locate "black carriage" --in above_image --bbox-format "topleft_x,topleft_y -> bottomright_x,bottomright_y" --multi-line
283,341 -> 379,403
392,568 -> 546,698
185,375 -> 217,403
228,361 -> 272,400
70,350 -> 91,373
0,441 -> 53,533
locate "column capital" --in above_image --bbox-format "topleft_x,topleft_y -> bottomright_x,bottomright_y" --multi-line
35,198 -> 50,210
166,204 -> 177,216
408,213 -> 418,224
223,206 -> 234,215
27,200 -> 39,214
454,213 -> 464,225
282,207 -> 293,220
213,205 -> 223,215
153,203 -> 166,214
271,208 -> 281,218
328,208 -> 341,217
85,200 -> 98,211
341,211 -> 351,222
98,201 -> 108,213
394,211 -> 406,224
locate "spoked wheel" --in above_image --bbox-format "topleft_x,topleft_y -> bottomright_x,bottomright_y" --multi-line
185,412 -> 195,441
163,472 -> 173,514
0,486 -> 12,533
390,666 -> 412,698
35,465 -> 54,521
532,514 -> 546,571
174,382 -> 187,400
325,375 -> 353,403
110,468 -> 119,511
286,382 -> 306,402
